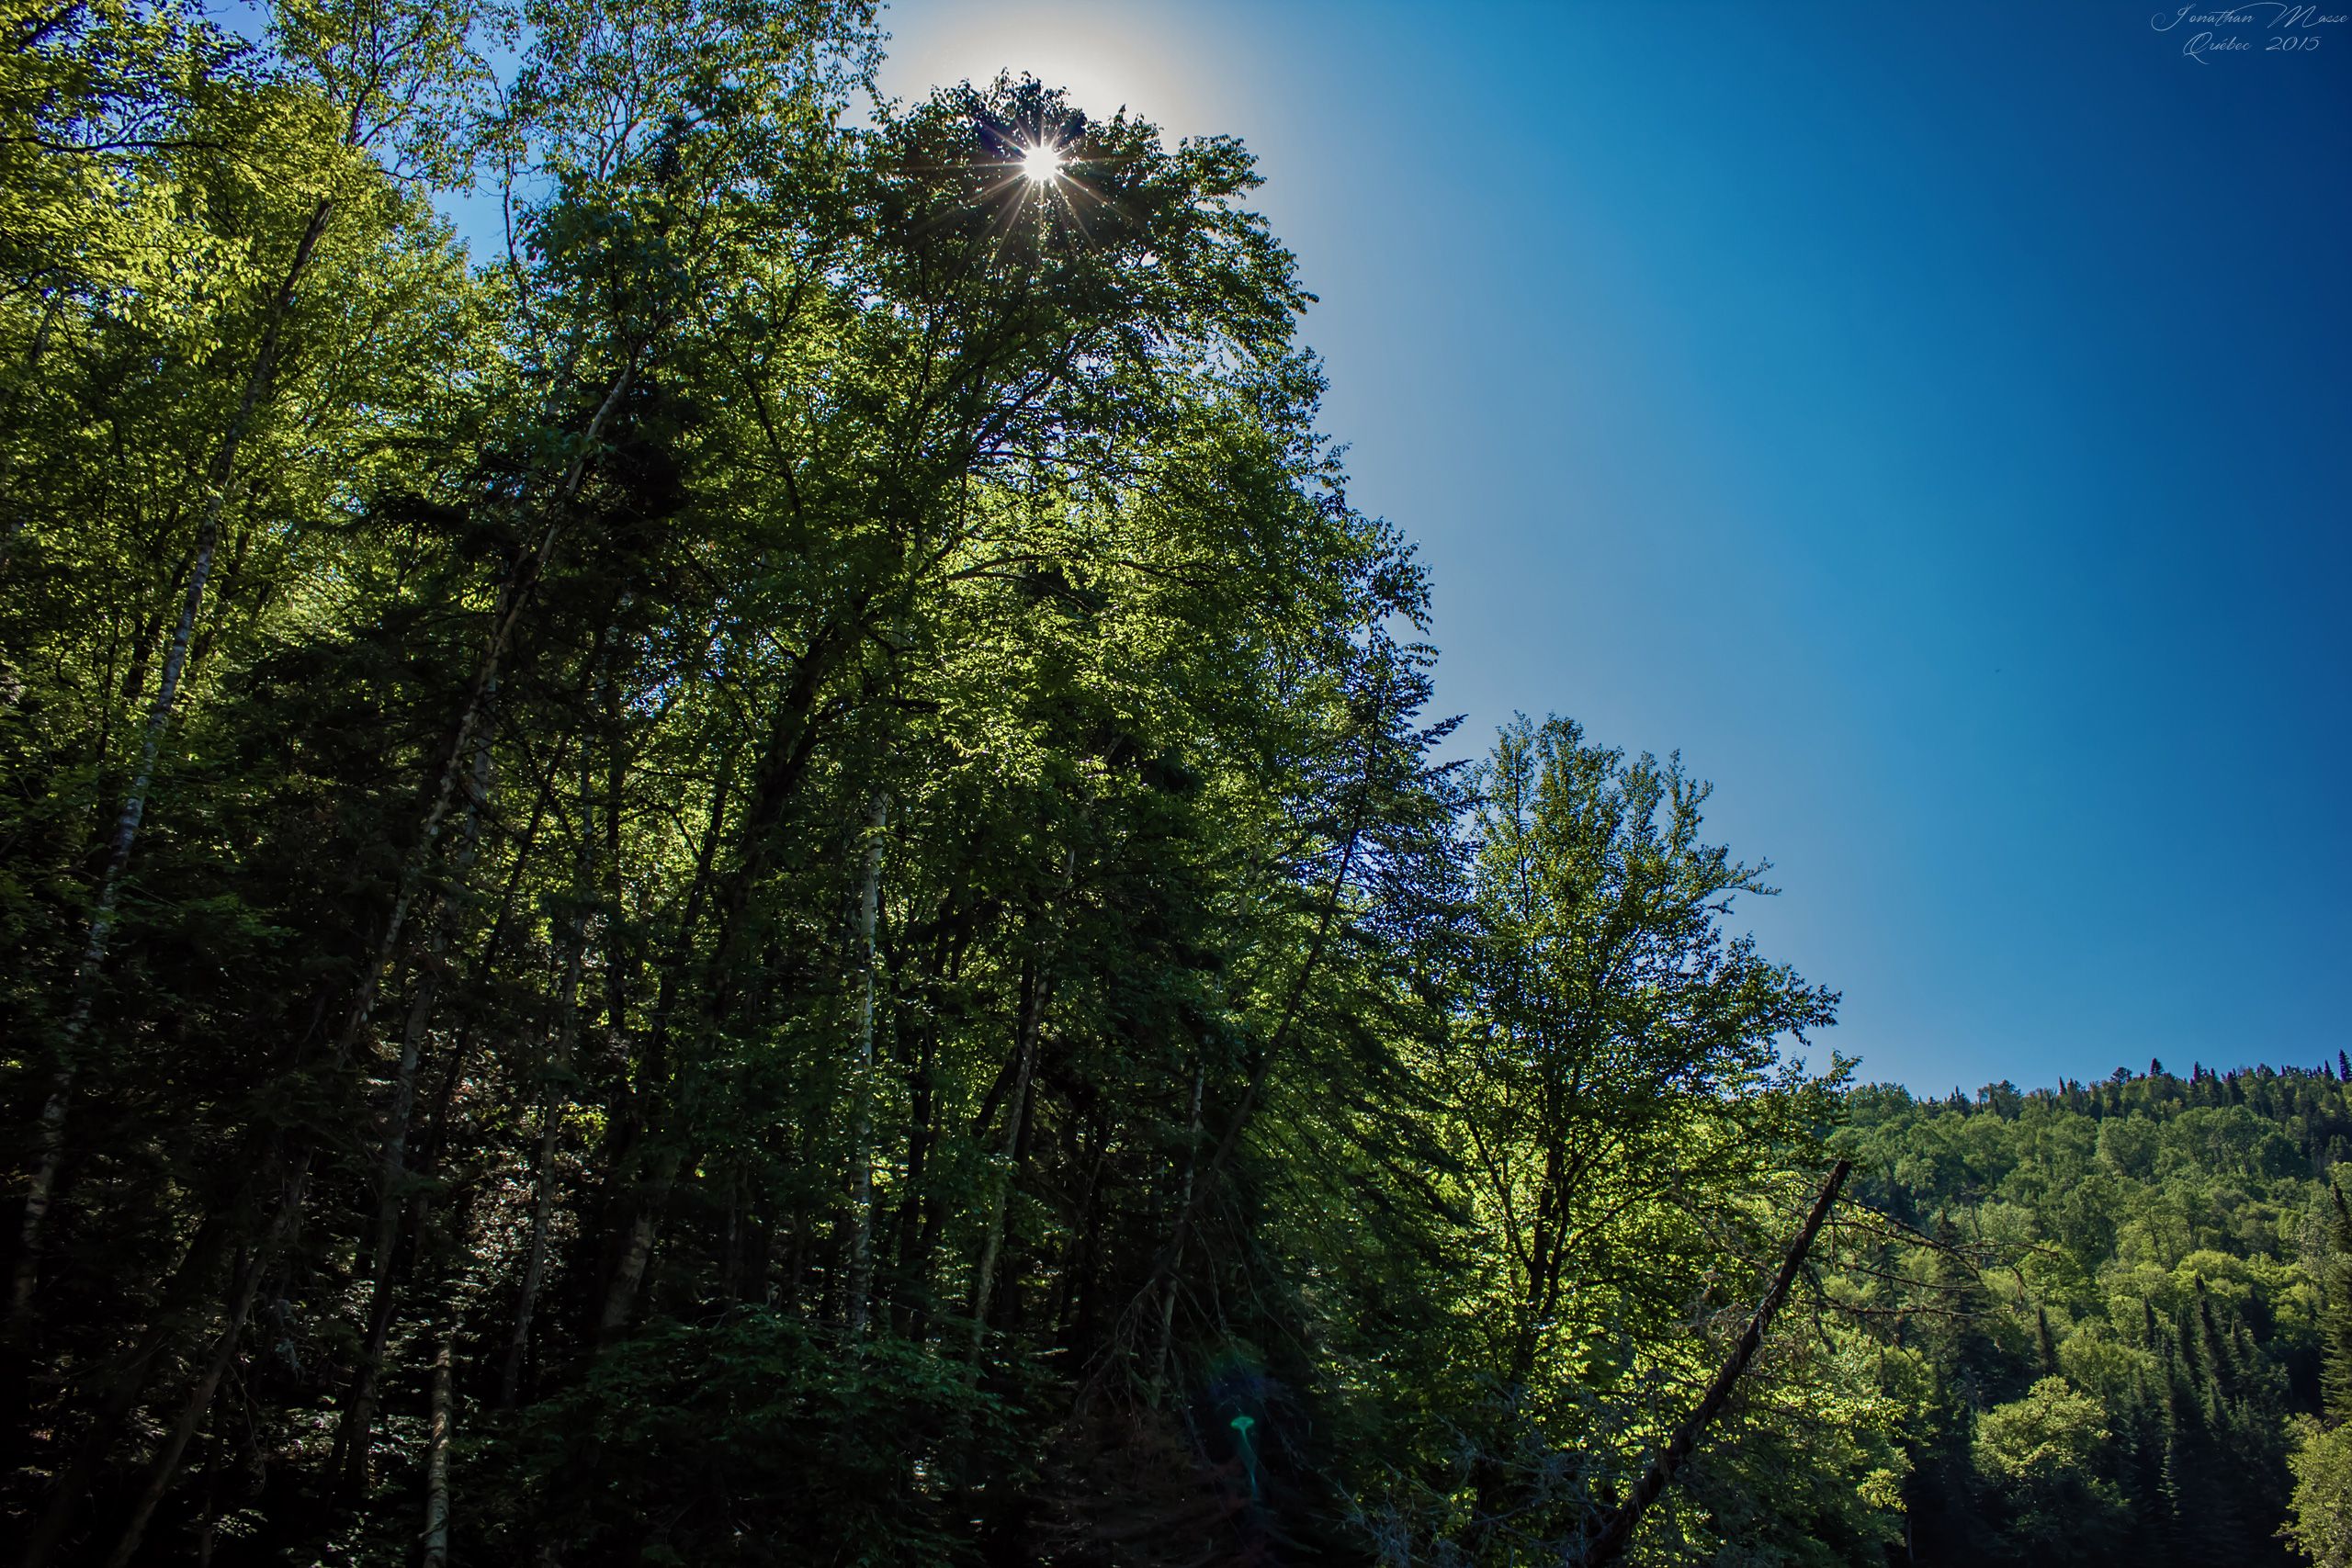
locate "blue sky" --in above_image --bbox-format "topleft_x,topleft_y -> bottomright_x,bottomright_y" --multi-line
877,1 -> 2352,1093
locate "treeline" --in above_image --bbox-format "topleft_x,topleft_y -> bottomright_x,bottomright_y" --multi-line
0,3 -> 1879,1565
1834,1063 -> 2352,1566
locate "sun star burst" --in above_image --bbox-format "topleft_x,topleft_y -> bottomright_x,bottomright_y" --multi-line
1020,143 -> 1063,183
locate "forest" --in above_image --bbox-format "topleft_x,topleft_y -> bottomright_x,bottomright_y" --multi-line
3,2 -> 2348,1564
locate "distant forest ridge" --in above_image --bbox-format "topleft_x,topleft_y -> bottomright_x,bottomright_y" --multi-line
1834,1056 -> 2352,1566
1905,1053 -> 2352,1116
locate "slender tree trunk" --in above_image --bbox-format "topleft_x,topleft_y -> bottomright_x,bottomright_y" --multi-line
16,1212 -> 234,1568
330,971 -> 438,1493
420,1323 -> 455,1568
596,1145 -> 687,1342
102,1153 -> 317,1568
192,1416 -> 224,1568
1045,1109 -> 1106,1347
1149,1060 -> 1206,1402
592,747 -> 740,1344
1127,804 -> 1368,1357
408,1185 -> 473,1568
51,362 -> 641,1562
334,720 -> 493,1492
503,760 -> 595,1405
586,621 -> 852,1337
888,901 -> 969,1337
322,359 -> 637,1080
900,932 -> 974,1342
890,1021 -> 937,1337
1506,1139 -> 1571,1393
970,958 -> 1045,1358
109,599 -> 170,771
720,1174 -> 744,1304
845,792 -> 888,1339
11,197 -> 335,1335
1577,1160 -> 1851,1568
1061,1108 -> 1115,1354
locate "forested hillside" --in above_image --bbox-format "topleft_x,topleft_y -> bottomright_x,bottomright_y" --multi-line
3,4 -> 2347,1566
1837,1065 -> 2352,1567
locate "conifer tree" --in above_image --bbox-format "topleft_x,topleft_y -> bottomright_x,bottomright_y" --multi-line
2324,1182 -> 2352,1423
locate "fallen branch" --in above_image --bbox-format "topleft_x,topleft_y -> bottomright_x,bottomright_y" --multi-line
1579,1158 -> 1852,1568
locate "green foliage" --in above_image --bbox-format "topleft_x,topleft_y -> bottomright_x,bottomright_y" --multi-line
1832,1066 -> 2352,1565
2288,1416 -> 2352,1568
1972,1377 -> 2125,1560
13,7 -> 2335,1568
2321,1183 -> 2352,1422
480,1314 -> 1007,1565
1395,714 -> 1853,1564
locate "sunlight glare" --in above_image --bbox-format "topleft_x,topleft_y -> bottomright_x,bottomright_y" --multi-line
1021,143 -> 1063,183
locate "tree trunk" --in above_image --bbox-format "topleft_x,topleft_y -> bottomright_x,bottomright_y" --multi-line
1060,1109 -> 1114,1355
1128,801 -> 1369,1353
420,1323 -> 455,1568
15,1212 -> 233,1568
969,958 -> 1046,1358
591,748 -> 741,1344
334,718 -> 492,1493
845,792 -> 888,1340
61,362 -> 639,1559
889,1012 -> 939,1337
329,970 -> 439,1494
596,1146 -> 685,1342
1577,1159 -> 1851,1568
11,197 -> 335,1336
1150,1060 -> 1206,1401
321,357 -> 637,1082
586,623 -> 851,1337
102,1153 -> 317,1568
503,762 -> 595,1404
192,1416 -> 225,1568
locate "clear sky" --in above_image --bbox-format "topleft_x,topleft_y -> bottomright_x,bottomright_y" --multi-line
876,1 -> 2352,1094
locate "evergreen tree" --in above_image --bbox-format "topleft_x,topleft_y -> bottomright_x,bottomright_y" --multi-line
2328,1183 -> 2352,1423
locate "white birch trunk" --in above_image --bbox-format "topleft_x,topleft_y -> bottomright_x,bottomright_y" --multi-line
420,1324 -> 454,1568
844,792 -> 888,1339
597,1165 -> 676,1340
66,352 -> 641,1567
11,197 -> 334,1332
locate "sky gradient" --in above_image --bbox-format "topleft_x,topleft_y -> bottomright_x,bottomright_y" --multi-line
877,1 -> 2351,1094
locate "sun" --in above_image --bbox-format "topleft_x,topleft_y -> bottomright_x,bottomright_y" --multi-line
1020,142 -> 1063,183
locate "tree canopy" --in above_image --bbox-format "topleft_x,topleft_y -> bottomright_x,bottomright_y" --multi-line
3,6 -> 2339,1567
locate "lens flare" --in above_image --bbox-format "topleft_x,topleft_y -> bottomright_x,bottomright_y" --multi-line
1020,143 -> 1062,183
